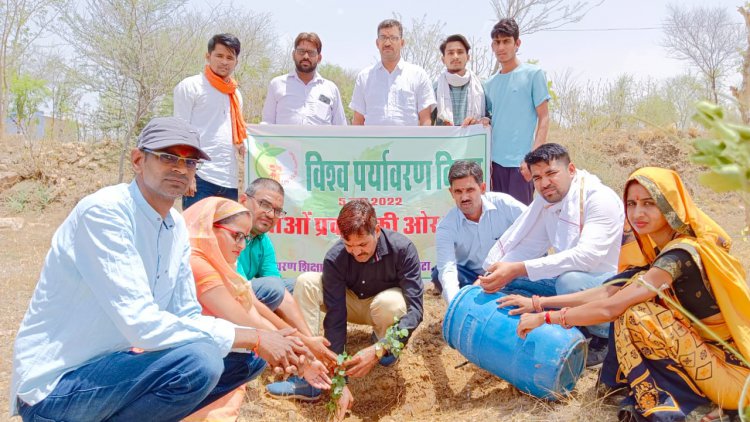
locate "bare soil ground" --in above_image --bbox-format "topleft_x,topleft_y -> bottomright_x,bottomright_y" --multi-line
0,129 -> 746,422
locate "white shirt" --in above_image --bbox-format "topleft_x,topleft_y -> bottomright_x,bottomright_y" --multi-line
350,59 -> 436,126
262,71 -> 347,125
436,193 -> 526,302
499,178 -> 624,280
9,182 -> 235,415
174,73 -> 242,188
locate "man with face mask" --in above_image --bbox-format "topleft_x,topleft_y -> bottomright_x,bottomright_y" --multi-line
432,34 -> 487,127
261,32 -> 347,125
479,143 -> 624,366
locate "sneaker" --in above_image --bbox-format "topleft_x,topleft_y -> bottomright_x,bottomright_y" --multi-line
265,375 -> 321,401
379,353 -> 398,367
586,336 -> 609,367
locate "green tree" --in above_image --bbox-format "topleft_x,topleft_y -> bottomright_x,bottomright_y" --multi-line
8,73 -> 50,137
57,0 -> 210,181
603,74 -> 635,130
664,74 -> 707,130
0,0 -> 60,136
318,63 -> 357,124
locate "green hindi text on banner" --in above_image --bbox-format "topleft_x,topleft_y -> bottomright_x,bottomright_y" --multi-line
244,124 -> 491,279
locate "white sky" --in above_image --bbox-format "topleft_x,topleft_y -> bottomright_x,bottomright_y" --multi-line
192,0 -> 744,83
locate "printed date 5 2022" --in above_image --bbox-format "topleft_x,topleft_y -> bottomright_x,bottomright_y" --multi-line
338,197 -> 403,206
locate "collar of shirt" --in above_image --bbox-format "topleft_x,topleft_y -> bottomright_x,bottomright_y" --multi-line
128,181 -> 175,230
288,70 -> 322,85
376,58 -> 405,73
369,230 -> 391,263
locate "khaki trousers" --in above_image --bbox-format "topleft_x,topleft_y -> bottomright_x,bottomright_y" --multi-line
293,271 -> 407,338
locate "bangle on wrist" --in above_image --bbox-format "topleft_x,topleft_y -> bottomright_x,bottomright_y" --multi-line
559,307 -> 573,329
532,295 -> 543,313
544,311 -> 552,325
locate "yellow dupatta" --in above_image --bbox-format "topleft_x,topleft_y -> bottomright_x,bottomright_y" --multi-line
183,197 -> 254,310
625,167 -> 750,362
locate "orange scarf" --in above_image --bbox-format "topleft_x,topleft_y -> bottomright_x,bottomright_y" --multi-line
204,65 -> 247,145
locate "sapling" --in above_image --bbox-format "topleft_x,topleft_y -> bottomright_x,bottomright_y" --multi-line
325,317 -> 408,419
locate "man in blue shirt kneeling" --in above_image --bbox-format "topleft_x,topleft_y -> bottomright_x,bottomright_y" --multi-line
9,117 -> 310,421
432,160 -> 526,303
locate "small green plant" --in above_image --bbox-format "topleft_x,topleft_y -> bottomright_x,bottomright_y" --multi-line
380,318 -> 409,358
692,102 -> 750,193
691,102 -> 750,234
325,351 -> 351,417
325,318 -> 409,418
34,185 -> 52,210
5,189 -> 29,213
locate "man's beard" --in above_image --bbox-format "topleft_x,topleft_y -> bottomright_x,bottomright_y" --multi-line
295,61 -> 316,74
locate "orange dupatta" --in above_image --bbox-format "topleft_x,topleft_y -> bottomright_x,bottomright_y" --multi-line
183,197 -> 253,421
204,65 -> 247,146
626,167 -> 750,363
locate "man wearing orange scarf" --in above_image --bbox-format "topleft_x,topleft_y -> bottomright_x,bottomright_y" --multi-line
175,33 -> 248,210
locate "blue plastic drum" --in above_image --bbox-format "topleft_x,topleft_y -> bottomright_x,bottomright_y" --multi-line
442,285 -> 588,400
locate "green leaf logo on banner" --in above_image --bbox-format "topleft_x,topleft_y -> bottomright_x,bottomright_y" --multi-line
254,143 -> 286,178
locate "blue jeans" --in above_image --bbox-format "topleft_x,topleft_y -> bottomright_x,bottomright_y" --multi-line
501,271 -> 614,338
252,276 -> 297,311
18,343 -> 266,422
182,176 -> 239,210
430,265 -> 481,291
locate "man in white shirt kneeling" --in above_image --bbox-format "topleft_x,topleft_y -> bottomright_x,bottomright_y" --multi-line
479,143 -> 624,366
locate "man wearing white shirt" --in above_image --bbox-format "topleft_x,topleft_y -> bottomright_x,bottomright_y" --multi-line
350,19 -> 436,126
174,34 -> 247,210
479,143 -> 623,366
262,32 -> 347,126
433,160 -> 525,303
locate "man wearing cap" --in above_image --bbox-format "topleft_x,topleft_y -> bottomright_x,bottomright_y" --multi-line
9,117 -> 315,421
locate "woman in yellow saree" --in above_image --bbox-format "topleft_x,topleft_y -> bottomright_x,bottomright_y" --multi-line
499,167 -> 750,421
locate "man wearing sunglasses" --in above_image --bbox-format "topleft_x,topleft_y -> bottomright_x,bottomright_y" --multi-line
262,32 -> 347,126
10,117 -> 311,421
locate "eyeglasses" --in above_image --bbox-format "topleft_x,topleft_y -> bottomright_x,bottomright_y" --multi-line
294,48 -> 319,57
141,148 -> 203,169
213,224 -> 252,244
377,35 -> 401,43
250,196 -> 287,218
